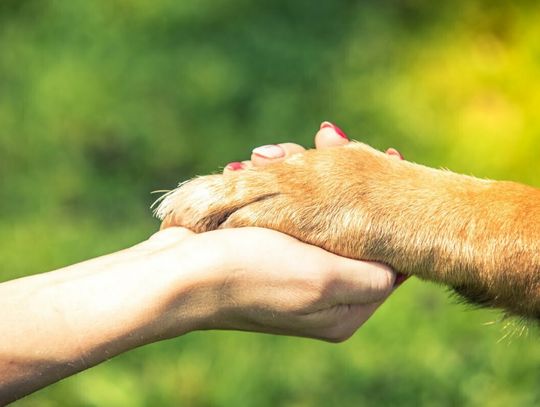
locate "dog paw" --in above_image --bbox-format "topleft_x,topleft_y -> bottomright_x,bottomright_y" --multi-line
154,142 -> 396,259
155,142 -> 540,321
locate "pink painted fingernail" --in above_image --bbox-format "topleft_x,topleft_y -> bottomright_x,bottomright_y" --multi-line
226,162 -> 245,171
394,273 -> 410,288
386,148 -> 404,160
320,121 -> 348,140
252,144 -> 285,159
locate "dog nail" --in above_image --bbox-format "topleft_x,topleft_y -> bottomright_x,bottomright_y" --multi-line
252,144 -> 285,159
226,162 -> 245,171
320,121 -> 349,140
394,273 -> 409,287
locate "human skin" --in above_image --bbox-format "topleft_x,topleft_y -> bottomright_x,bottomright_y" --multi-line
0,124 -> 401,404
158,123 -> 540,320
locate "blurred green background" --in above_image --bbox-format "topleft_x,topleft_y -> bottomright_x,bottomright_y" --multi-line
1,0 -> 539,405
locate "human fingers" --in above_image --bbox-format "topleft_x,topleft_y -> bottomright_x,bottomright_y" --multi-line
250,142 -> 306,166
306,301 -> 385,343
386,147 -> 404,160
323,257 -> 396,306
224,123 -> 404,174
314,121 -> 350,149
223,143 -> 306,173
226,122 -> 349,170
315,121 -> 406,163
223,160 -> 252,174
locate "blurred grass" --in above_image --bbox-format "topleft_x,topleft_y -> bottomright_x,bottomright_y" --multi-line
1,0 -> 539,406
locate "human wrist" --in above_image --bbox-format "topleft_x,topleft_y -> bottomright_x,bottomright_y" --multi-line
44,245 -> 206,359
131,236 -> 227,340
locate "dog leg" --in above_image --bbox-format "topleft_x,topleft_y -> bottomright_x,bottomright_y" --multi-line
156,142 -> 540,320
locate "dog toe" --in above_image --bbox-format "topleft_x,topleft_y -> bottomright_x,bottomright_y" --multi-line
155,171 -> 279,232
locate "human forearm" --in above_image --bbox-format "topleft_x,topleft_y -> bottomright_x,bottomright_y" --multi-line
0,244 -> 199,404
0,226 -> 396,404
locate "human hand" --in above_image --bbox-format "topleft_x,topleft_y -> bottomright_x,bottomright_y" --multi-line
2,182 -> 397,404
223,121 -> 402,172
0,123 -> 403,403
160,121 -> 403,227
143,226 -> 396,342
151,122 -> 405,341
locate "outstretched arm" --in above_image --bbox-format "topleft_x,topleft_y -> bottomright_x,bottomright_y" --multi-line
0,124 -> 399,403
0,235 -> 191,403
0,227 -> 396,404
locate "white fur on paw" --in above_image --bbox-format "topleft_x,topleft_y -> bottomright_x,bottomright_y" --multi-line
152,176 -> 223,221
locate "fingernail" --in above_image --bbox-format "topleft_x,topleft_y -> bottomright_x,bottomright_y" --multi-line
393,273 -> 409,288
320,121 -> 348,140
226,162 -> 245,171
386,148 -> 404,160
252,144 -> 285,159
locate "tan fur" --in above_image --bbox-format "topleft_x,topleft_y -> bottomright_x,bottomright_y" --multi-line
155,142 -> 540,320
